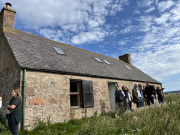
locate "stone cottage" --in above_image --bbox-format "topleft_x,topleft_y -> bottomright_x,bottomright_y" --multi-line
0,3 -> 162,130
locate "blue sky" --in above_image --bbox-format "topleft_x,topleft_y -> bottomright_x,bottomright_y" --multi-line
1,0 -> 180,92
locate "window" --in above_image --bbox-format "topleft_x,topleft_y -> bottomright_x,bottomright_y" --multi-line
94,57 -> 102,62
53,47 -> 64,55
125,65 -> 131,70
70,80 -> 94,108
70,80 -> 81,107
103,60 -> 110,64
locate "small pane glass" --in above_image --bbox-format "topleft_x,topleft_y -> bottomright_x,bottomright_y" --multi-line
70,95 -> 80,106
53,47 -> 64,54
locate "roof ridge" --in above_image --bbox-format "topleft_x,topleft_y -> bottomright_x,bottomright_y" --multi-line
4,28 -> 126,63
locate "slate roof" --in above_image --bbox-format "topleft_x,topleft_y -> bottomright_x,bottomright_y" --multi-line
4,29 -> 160,84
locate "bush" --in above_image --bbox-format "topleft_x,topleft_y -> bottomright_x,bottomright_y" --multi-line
0,114 -> 11,135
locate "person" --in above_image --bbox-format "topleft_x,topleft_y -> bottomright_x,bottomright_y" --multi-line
115,86 -> 125,115
127,88 -> 132,110
144,81 -> 155,105
122,86 -> 129,111
138,85 -> 144,107
132,84 -> 140,108
6,89 -> 22,135
156,87 -> 164,103
142,85 -> 147,106
154,88 -> 157,100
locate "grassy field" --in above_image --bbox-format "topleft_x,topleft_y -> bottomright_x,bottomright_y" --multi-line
0,94 -> 180,135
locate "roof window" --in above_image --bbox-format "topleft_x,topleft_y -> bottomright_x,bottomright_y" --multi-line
53,47 -> 64,55
94,57 -> 102,62
125,65 -> 131,70
103,60 -> 110,64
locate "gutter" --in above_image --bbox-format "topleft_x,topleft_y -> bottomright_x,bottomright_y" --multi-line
22,68 -> 26,130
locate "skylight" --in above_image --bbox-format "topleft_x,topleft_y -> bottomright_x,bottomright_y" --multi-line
94,57 -> 102,62
125,65 -> 131,70
53,47 -> 64,55
103,60 -> 110,64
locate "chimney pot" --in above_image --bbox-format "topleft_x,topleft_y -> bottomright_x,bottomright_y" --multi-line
5,3 -> 12,9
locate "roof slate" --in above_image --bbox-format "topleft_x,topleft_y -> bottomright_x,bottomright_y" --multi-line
4,29 -> 160,84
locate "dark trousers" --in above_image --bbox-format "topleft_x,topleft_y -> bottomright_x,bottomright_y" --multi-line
136,102 -> 139,108
147,97 -> 154,105
158,94 -> 164,103
129,101 -> 132,110
8,116 -> 19,135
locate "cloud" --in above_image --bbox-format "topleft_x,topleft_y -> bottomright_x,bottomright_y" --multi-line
39,28 -> 63,41
154,13 -> 171,24
145,7 -> 155,13
119,26 -> 135,34
170,3 -> 180,21
132,44 -> 180,81
137,0 -> 155,7
118,41 -> 127,46
126,1 -> 180,83
157,0 -> 174,12
0,0 -> 129,45
136,16 -> 154,32
71,29 -> 108,44
134,10 -> 141,14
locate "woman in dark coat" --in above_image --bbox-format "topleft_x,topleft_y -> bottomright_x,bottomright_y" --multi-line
156,87 -> 164,103
6,89 -> 22,135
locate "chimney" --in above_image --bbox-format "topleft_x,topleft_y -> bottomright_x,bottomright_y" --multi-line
0,3 -> 16,30
119,54 -> 131,64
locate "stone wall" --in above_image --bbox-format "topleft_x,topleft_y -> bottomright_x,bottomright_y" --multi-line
0,30 -> 21,116
24,70 -> 161,130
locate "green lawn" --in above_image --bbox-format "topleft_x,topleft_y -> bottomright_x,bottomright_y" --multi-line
1,94 -> 180,135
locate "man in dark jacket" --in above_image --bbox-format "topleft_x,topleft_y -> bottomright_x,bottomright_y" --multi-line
115,86 -> 125,115
144,81 -> 155,105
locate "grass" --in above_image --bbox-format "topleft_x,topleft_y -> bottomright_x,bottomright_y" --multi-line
0,94 -> 180,135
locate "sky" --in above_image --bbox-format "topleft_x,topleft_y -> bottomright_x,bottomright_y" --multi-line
0,0 -> 180,92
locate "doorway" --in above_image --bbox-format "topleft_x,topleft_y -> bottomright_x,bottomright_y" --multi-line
108,82 -> 117,112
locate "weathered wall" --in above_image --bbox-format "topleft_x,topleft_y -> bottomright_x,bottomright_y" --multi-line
24,70 -> 161,130
0,30 -> 21,116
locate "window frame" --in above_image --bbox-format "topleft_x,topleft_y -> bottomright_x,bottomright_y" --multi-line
69,79 -> 94,109
70,79 -> 82,108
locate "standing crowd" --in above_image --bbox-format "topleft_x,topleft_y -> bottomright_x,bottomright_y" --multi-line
115,81 -> 164,115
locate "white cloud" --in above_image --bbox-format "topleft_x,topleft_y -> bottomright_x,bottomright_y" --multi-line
157,0 -> 174,12
118,41 -> 127,46
154,13 -> 171,24
128,2 -> 180,83
0,0 -> 128,44
119,26 -> 135,34
145,7 -> 155,13
132,44 -> 180,81
170,3 -> 180,21
134,10 -> 141,14
137,0 -> 155,7
39,28 -> 63,41
136,16 -> 154,32
71,29 -> 108,44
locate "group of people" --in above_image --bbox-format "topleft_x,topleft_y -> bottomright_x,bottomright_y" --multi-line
115,81 -> 164,115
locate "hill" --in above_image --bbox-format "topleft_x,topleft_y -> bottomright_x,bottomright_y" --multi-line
164,90 -> 180,94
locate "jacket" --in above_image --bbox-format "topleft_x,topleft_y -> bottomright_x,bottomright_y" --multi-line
132,87 -> 139,103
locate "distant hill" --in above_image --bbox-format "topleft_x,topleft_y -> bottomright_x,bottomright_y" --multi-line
164,90 -> 180,94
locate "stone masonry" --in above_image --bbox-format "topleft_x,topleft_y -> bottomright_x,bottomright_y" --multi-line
24,70 -> 161,130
